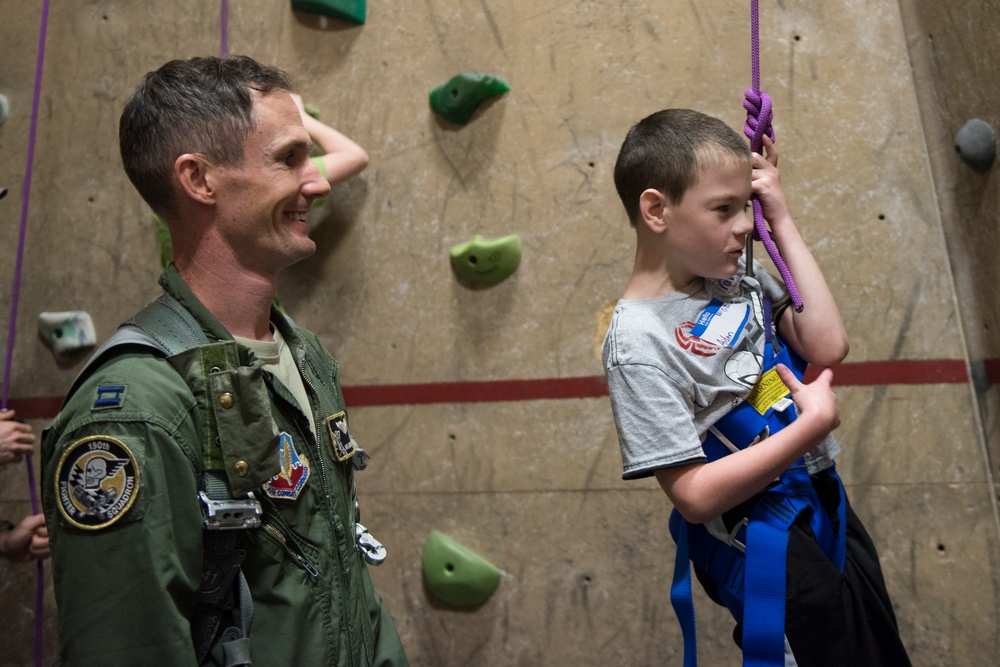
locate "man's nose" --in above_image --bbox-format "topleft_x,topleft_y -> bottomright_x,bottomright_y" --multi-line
304,162 -> 332,198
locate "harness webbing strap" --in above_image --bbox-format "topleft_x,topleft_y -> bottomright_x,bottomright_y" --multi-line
669,335 -> 847,667
742,521 -> 787,667
669,510 -> 698,667
66,292 -> 256,666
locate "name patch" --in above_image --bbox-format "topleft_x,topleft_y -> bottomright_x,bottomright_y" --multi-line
55,436 -> 139,530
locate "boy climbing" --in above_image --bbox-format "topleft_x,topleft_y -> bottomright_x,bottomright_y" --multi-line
602,108 -> 911,666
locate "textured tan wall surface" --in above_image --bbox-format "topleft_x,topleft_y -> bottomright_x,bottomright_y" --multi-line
0,0 -> 997,665
897,0 -> 1000,523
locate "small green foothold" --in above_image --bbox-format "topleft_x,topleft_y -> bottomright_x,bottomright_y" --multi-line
429,72 -> 510,125
291,0 -> 366,25
450,234 -> 522,286
422,531 -> 501,607
154,214 -> 173,270
303,103 -> 321,120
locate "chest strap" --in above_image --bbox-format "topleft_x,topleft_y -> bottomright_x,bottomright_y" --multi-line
668,338 -> 847,667
70,293 -> 258,666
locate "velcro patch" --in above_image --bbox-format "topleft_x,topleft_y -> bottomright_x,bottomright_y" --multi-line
55,436 -> 140,530
263,432 -> 310,501
326,411 -> 356,462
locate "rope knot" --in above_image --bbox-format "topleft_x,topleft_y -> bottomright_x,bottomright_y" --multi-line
743,88 -> 775,153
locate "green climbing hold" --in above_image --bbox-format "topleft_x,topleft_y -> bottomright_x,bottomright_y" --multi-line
421,531 -> 501,607
303,103 -> 322,120
429,72 -> 510,125
154,214 -> 173,270
291,0 -> 366,25
450,234 -> 521,287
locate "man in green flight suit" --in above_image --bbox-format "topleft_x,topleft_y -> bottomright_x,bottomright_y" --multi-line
41,55 -> 409,666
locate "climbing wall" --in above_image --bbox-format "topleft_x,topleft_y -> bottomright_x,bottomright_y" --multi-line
0,0 -> 997,665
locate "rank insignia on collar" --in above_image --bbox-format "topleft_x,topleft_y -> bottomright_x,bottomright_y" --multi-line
326,411 -> 357,462
263,432 -> 310,501
55,436 -> 140,530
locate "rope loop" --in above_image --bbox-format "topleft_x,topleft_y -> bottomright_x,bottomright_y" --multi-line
742,88 -> 775,154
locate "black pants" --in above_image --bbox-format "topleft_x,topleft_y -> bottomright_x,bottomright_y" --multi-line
695,470 -> 912,667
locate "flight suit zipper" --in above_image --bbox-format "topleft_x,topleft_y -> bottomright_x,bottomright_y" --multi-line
261,519 -> 320,580
295,346 -> 363,662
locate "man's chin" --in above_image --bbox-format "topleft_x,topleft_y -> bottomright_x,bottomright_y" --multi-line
277,237 -> 317,269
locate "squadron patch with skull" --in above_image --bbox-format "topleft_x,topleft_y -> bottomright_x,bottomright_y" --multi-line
55,436 -> 139,530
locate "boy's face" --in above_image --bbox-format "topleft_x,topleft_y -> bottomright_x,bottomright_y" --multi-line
663,156 -> 753,286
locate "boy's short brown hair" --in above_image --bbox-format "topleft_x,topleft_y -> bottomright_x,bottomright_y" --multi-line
614,109 -> 751,225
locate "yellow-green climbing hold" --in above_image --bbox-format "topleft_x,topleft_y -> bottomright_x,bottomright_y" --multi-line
421,531 -> 501,607
450,234 -> 522,287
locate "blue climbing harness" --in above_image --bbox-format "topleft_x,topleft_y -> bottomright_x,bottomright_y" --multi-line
668,332 -> 847,667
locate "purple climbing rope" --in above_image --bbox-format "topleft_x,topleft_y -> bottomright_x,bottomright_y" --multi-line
220,0 -> 229,59
744,0 -> 803,312
2,2 -> 51,666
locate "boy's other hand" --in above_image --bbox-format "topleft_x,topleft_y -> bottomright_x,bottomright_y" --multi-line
775,364 -> 840,439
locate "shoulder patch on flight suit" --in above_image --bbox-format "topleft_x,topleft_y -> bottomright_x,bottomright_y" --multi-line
55,436 -> 140,530
93,384 -> 127,410
326,411 -> 357,462
263,432 -> 310,500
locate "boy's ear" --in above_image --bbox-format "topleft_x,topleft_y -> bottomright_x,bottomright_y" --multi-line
639,189 -> 669,233
174,153 -> 216,206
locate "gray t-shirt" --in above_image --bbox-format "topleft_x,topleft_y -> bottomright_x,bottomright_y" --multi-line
602,261 -> 839,481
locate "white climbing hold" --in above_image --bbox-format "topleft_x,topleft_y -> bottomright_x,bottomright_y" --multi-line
38,311 -> 97,360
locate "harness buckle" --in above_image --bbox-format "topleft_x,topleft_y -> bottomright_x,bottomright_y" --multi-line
200,491 -> 263,530
727,517 -> 749,553
356,523 -> 387,565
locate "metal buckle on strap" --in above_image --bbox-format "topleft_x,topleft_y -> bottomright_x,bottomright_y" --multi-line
727,517 -> 749,553
200,491 -> 263,530
355,523 -> 387,565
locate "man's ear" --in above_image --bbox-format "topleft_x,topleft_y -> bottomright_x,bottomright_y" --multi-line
639,189 -> 669,233
174,154 -> 215,206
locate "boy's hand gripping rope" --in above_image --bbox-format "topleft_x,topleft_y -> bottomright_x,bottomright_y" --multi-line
745,0 -> 803,312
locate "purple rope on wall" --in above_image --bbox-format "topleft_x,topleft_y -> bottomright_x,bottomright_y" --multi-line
745,0 -> 803,312
1,2 -> 52,665
220,0 -> 229,59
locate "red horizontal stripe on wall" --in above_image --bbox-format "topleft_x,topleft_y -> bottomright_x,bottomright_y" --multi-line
4,359 -> 978,418
803,359 -> 968,386
6,395 -> 63,420
343,375 -> 610,406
